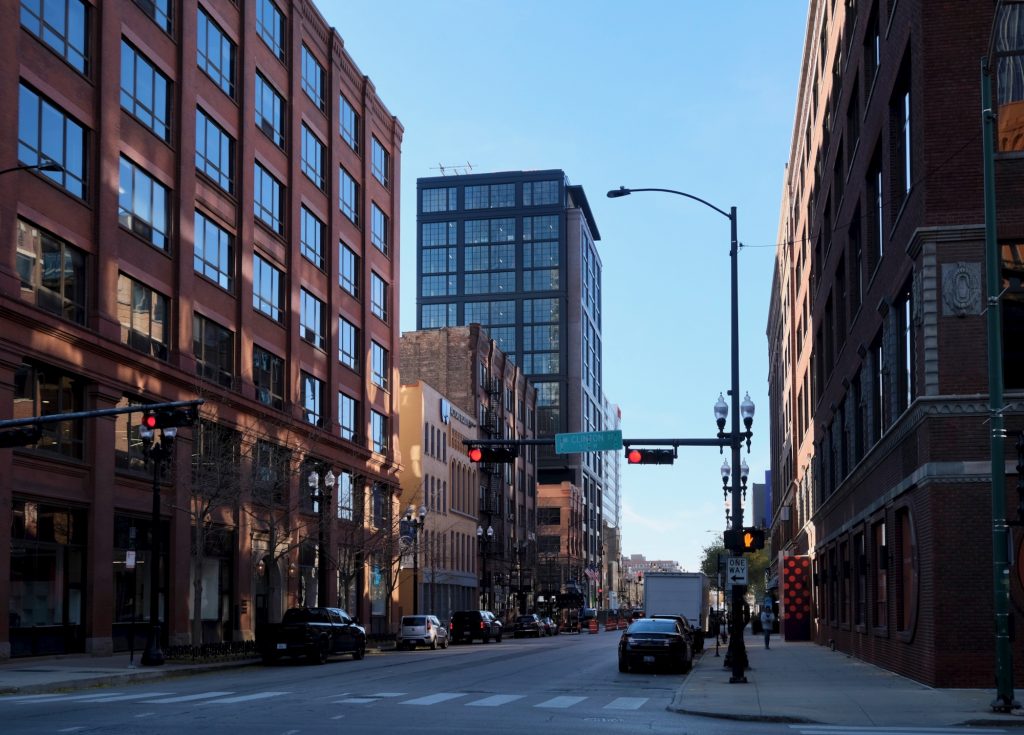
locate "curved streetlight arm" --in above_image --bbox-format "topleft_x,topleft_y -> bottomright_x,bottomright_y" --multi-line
0,161 -> 64,177
607,186 -> 732,222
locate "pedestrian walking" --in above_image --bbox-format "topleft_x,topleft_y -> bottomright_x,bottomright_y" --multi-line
760,607 -> 776,649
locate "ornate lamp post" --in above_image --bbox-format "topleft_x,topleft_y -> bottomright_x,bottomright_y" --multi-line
308,469 -> 336,607
477,524 -> 494,610
138,420 -> 177,667
405,504 -> 427,613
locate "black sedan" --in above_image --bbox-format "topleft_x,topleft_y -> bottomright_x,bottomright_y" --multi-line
618,618 -> 692,674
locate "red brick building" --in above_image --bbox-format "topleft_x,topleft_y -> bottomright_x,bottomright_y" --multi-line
1,0 -> 402,658
768,1 -> 1024,686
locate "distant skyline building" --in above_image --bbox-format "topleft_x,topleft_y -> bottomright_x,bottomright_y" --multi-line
415,170 -> 608,600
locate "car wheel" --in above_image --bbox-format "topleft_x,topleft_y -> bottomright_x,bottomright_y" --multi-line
618,657 -> 629,673
496,632 -> 502,643
482,635 -> 490,644
443,637 -> 449,649
353,644 -> 365,661
311,638 -> 330,665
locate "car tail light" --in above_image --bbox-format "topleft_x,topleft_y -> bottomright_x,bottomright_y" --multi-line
480,621 -> 485,630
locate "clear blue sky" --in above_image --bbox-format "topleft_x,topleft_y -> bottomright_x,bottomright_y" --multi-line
323,1 -> 809,571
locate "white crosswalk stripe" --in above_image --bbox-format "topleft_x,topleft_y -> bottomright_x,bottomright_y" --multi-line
138,692 -> 233,703
466,694 -> 526,707
791,727 -> 1007,735
201,692 -> 288,704
399,692 -> 467,706
605,697 -> 647,710
535,695 -> 587,708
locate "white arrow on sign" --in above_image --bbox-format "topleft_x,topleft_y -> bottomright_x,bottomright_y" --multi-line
726,557 -> 748,586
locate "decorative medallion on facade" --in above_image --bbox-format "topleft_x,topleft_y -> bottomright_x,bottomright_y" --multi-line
941,261 -> 981,317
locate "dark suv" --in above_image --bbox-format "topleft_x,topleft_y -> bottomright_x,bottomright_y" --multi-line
514,614 -> 544,638
450,610 -> 503,644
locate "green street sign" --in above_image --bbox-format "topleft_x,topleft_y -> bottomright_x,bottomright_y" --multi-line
555,430 -> 623,454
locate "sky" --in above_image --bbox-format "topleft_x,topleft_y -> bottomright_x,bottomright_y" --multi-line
321,1 -> 810,571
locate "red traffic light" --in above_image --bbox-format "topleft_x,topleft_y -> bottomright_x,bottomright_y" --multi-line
143,413 -> 159,429
467,445 -> 517,463
627,449 -> 643,464
468,447 -> 484,463
624,448 -> 675,465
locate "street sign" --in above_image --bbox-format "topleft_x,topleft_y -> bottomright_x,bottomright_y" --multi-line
726,557 -> 748,586
555,430 -> 623,454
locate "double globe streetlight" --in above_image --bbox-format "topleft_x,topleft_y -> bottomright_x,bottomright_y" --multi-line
476,524 -> 494,610
608,185 -> 755,684
308,470 -> 336,607
404,504 -> 428,614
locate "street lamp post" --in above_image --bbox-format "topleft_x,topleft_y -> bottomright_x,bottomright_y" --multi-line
308,470 -> 336,607
607,185 -> 754,684
405,505 -> 427,613
477,524 -> 494,610
138,422 -> 177,667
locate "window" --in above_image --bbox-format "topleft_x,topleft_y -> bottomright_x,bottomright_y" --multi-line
523,180 -> 559,206
871,330 -> 887,440
864,5 -> 880,93
337,471 -> 355,519
300,124 -> 325,190
524,240 -> 559,292
891,61 -> 912,209
897,280 -> 915,414
197,7 -> 235,97
301,45 -> 325,110
371,341 -> 389,390
193,313 -> 234,387
253,253 -> 283,322
339,94 -> 359,151
996,2 -> 1024,151
21,0 -> 88,73
371,483 -> 387,527
422,187 -> 457,212
371,203 -> 389,255
255,0 -> 285,60
255,73 -> 285,147
421,221 -> 457,297
371,410 -> 388,454
18,83 -> 87,198
120,41 -> 170,141
371,137 -> 390,187
119,156 -> 169,250
194,211 -> 233,290
872,521 -> 887,627
254,162 -> 284,234
339,241 -> 359,296
867,149 -> 884,267
16,219 -> 86,324
14,362 -> 83,458
370,271 -> 388,322
196,108 -> 234,193
338,392 -> 357,441
300,371 -> 324,427
895,509 -> 915,632
300,206 -> 324,269
133,0 -> 171,33
421,303 -> 456,328
253,345 -> 284,409
339,317 -> 359,371
339,166 -> 359,224
117,273 -> 168,360
300,288 -> 325,349
465,183 -> 515,209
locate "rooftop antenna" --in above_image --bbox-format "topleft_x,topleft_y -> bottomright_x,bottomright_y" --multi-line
431,162 -> 475,176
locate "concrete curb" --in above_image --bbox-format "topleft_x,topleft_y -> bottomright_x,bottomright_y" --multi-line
0,659 -> 257,696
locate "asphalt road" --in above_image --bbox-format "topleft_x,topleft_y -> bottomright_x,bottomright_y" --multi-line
0,631 -> 717,735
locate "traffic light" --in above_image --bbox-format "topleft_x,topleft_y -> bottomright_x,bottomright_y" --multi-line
141,407 -> 198,433
625,448 -> 675,465
0,425 -> 42,449
467,445 -> 517,463
725,527 -> 766,552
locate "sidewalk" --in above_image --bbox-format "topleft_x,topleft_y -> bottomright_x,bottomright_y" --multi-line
671,629 -> 1024,727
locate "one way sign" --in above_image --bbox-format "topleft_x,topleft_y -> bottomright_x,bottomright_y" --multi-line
726,557 -> 748,586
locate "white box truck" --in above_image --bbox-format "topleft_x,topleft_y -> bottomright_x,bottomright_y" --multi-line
643,572 -> 710,650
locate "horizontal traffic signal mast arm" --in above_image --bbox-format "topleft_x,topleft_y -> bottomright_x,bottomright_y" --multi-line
0,399 -> 204,429
462,436 -> 732,448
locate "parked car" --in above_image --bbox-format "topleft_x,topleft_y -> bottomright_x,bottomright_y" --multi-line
450,610 -> 503,644
514,614 -> 544,638
650,613 -> 700,656
257,607 -> 366,665
397,615 -> 449,650
579,607 -> 598,629
542,616 -> 559,635
618,617 -> 692,674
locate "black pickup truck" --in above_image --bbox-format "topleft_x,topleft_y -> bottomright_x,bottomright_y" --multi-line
256,607 -> 366,664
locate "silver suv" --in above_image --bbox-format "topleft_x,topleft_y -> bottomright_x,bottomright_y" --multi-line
397,615 -> 449,650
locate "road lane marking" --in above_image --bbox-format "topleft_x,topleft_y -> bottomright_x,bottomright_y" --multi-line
605,697 -> 648,710
139,691 -> 233,703
335,697 -> 380,704
370,692 -> 405,697
203,692 -> 289,704
85,693 -> 174,702
399,692 -> 467,705
467,694 -> 526,707
536,696 -> 587,708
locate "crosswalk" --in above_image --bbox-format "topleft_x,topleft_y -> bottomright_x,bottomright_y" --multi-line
789,726 -> 1008,735
1,689 -> 657,712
